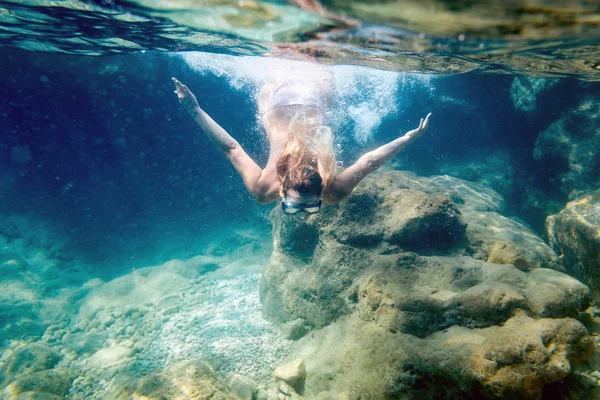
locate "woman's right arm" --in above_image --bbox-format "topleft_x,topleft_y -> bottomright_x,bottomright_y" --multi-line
172,78 -> 279,203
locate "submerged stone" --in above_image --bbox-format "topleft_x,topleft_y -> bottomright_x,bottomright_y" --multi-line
547,190 -> 600,299
281,318 -> 311,340
0,344 -> 62,388
131,359 -> 239,400
534,96 -> 600,196
227,374 -> 256,400
3,368 -> 74,399
487,241 -> 532,271
284,313 -> 591,400
273,358 -> 306,393
510,76 -> 557,113
85,344 -> 135,369
261,171 -> 563,331
261,170 -> 592,398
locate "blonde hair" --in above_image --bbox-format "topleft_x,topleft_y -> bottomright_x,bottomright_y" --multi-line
276,109 -> 336,195
258,80 -> 336,195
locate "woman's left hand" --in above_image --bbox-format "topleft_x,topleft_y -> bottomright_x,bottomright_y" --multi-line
405,113 -> 432,142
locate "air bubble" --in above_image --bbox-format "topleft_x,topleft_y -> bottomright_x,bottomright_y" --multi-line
336,161 -> 344,168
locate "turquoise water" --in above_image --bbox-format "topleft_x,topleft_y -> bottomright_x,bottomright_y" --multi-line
1,1 -> 600,399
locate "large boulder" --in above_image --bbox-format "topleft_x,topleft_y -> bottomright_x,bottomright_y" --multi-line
406,174 -> 559,269
289,313 -> 591,400
534,96 -> 600,196
351,256 -> 589,337
262,172 -> 467,330
261,171 -> 560,331
261,170 -> 591,399
547,190 -> 600,300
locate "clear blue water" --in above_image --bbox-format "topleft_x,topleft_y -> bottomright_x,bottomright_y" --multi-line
1,1 -> 600,399
1,49 -> 593,274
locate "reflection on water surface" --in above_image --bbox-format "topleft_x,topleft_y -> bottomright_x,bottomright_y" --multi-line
0,0 -> 599,79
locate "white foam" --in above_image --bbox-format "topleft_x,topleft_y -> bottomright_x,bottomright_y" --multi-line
178,52 -> 434,144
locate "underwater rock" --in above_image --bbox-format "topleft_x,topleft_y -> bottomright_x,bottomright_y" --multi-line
438,151 -> 514,202
286,313 -> 591,399
2,368 -> 74,399
487,241 -> 532,271
281,318 -> 311,340
131,359 -> 240,400
367,172 -> 557,268
78,264 -> 190,318
273,358 -> 306,393
547,190 -> 600,299
352,256 -> 589,336
438,150 -> 552,233
464,210 -> 558,269
71,331 -> 108,355
333,182 -> 467,252
0,344 -> 62,388
9,392 -> 63,399
195,262 -> 222,275
78,254 -> 236,320
273,173 -> 468,256
101,372 -> 140,399
510,76 -> 557,113
85,344 -> 135,369
261,170 -> 591,398
0,264 -> 55,344
227,374 -> 256,400
422,176 -> 557,269
277,380 -> 297,397
534,96 -> 600,196
0,258 -> 27,280
261,171 -> 561,330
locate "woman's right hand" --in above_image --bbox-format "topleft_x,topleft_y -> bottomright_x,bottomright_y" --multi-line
172,77 -> 200,113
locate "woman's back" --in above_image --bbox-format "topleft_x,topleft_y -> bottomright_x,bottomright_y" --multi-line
259,78 -> 333,151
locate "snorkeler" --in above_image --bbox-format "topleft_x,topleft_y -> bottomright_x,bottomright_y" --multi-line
172,77 -> 431,217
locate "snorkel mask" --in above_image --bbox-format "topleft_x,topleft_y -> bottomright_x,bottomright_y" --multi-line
281,198 -> 322,219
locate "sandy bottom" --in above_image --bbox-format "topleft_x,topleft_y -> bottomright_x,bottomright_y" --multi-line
0,218 -> 292,398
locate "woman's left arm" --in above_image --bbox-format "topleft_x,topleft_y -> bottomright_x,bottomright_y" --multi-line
325,113 -> 431,203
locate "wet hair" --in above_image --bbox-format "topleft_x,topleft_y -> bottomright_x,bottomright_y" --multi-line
275,111 -> 335,197
259,79 -> 337,198
281,165 -> 324,196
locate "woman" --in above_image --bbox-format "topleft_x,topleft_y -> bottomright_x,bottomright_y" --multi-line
172,77 -> 431,218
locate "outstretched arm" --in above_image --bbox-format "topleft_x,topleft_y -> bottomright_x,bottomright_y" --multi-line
325,113 -> 432,203
173,78 -> 279,203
